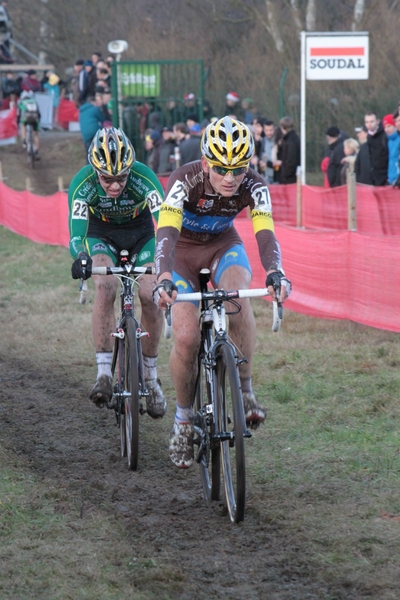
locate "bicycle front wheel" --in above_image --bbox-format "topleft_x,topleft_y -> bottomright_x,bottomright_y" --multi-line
194,357 -> 220,502
124,317 -> 140,470
111,337 -> 126,458
216,343 -> 246,523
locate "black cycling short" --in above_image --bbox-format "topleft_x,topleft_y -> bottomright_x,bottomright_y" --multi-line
86,207 -> 155,265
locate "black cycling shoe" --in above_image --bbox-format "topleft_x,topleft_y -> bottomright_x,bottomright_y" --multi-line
89,375 -> 113,408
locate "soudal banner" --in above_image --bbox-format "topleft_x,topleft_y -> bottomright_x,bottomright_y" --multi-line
306,33 -> 369,80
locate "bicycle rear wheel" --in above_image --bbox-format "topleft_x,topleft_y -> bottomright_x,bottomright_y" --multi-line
216,342 -> 246,523
194,357 -> 220,502
124,317 -> 140,470
26,125 -> 34,169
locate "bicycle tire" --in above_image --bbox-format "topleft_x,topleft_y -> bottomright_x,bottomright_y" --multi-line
124,317 -> 140,470
216,342 -> 246,523
194,357 -> 221,502
27,125 -> 34,169
112,337 -> 126,458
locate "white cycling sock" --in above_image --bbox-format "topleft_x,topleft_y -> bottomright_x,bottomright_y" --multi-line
143,354 -> 157,381
96,352 -> 112,378
240,376 -> 253,395
175,404 -> 194,424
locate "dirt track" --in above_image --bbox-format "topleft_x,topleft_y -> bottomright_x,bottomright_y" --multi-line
0,132 -> 365,599
0,349 -> 333,600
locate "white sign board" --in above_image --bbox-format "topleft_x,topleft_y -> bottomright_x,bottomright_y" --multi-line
306,34 -> 369,80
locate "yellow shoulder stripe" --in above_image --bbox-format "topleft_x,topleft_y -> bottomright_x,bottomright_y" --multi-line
158,203 -> 183,231
251,209 -> 275,234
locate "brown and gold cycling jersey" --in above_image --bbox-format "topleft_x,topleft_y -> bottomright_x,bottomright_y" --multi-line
155,160 -> 282,277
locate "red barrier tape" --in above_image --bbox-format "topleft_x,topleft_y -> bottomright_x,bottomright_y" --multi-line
0,106 -> 18,138
1,178 -> 400,331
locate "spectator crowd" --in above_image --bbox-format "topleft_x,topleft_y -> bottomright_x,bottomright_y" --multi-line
2,41 -> 400,190
322,108 -> 400,189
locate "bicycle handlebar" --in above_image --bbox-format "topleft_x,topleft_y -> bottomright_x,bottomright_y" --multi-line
78,265 -> 155,304
174,288 -> 272,303
91,265 -> 155,276
163,287 -> 281,338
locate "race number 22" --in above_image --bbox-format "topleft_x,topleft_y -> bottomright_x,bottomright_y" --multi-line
72,200 -> 88,219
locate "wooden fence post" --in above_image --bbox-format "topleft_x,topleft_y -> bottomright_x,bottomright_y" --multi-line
347,165 -> 356,230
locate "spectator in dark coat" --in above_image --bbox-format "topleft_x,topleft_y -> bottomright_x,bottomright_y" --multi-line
1,70 -> 20,99
325,126 -> 348,187
157,126 -> 175,174
354,126 -> 372,185
145,129 -> 163,174
364,112 -> 388,186
275,116 -> 300,184
179,122 -> 202,165
78,60 -> 96,105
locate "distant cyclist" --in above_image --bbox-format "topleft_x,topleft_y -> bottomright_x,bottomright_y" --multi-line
17,90 -> 40,158
154,116 -> 291,468
68,127 -> 167,419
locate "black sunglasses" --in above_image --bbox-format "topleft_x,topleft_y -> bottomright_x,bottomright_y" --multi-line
211,165 -> 248,176
99,173 -> 129,184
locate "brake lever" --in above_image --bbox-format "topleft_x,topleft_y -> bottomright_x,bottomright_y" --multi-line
274,283 -> 283,320
164,304 -> 172,339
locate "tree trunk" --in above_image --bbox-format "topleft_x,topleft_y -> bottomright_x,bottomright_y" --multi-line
352,0 -> 366,30
290,0 -> 303,34
305,0 -> 316,31
264,0 -> 284,52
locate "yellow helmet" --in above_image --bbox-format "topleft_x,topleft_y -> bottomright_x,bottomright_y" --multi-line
88,127 -> 135,176
201,116 -> 254,168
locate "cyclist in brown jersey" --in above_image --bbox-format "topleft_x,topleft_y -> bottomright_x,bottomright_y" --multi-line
153,117 -> 291,468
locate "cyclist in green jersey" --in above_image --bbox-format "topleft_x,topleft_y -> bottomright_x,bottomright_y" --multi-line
17,90 -> 41,157
68,127 -> 166,418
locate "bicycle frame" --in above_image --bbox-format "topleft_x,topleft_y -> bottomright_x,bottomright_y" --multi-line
195,271 -> 250,441
105,262 -> 150,417
84,258 -> 155,469
113,264 -> 149,412
166,268 -> 281,521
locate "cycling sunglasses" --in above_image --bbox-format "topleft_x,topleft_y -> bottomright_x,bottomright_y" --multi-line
211,164 -> 248,177
98,173 -> 129,184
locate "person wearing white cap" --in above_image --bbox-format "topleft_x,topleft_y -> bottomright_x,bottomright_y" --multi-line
183,92 -> 199,122
225,91 -> 244,121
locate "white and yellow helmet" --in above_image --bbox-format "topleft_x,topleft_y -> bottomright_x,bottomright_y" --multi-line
201,116 -> 254,168
88,127 -> 135,176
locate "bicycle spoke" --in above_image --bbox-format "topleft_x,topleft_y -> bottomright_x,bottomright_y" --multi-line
217,343 -> 246,523
124,317 -> 140,471
194,358 -> 220,502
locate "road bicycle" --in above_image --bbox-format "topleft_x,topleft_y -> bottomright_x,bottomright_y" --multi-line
165,269 -> 281,523
25,123 -> 35,169
80,251 -> 155,471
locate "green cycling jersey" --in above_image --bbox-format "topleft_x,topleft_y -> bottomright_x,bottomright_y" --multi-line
68,162 -> 164,259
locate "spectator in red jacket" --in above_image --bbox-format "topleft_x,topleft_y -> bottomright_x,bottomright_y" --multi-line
21,69 -> 42,93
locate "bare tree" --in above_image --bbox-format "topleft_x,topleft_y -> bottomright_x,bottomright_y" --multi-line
305,0 -> 317,31
290,0 -> 303,34
352,0 -> 366,30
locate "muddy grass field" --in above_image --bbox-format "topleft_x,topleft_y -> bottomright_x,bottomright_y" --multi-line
1,133 -> 400,599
